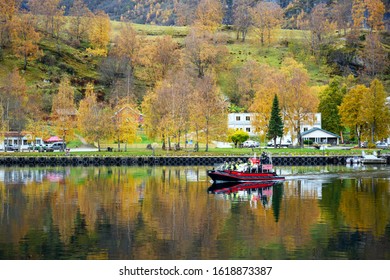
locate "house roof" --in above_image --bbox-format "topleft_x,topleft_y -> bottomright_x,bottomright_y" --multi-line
301,127 -> 339,138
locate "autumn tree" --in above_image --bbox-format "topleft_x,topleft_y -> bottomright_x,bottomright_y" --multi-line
0,0 -> 20,47
139,35 -> 180,85
11,12 -> 41,70
174,0 -> 199,26
28,0 -> 64,39
51,76 -> 77,144
360,79 -> 390,143
352,0 -> 366,29
141,70 -> 192,150
228,129 -> 249,148
193,0 -> 223,32
77,83 -> 113,151
233,0 -> 253,42
267,95 -> 284,148
361,33 -> 388,77
251,1 -> 283,46
365,0 -> 385,31
112,100 -> 140,151
236,60 -> 263,109
189,74 -> 227,152
339,84 -> 368,147
250,64 -> 284,143
304,4 -> 336,57
0,68 -> 28,133
25,119 -> 50,147
279,58 -> 319,147
112,22 -> 140,75
184,27 -> 229,78
68,0 -> 92,43
87,10 -> 111,56
318,77 -> 346,141
333,0 -> 353,36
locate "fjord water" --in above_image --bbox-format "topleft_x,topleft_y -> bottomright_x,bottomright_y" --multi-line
1,165 -> 390,260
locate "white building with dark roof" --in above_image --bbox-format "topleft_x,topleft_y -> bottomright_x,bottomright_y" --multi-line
228,113 -> 323,145
301,127 -> 340,145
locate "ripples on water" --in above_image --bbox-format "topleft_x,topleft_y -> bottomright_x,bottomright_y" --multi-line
0,165 -> 390,260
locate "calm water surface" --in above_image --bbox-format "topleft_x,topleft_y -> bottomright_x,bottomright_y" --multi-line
1,164 -> 390,260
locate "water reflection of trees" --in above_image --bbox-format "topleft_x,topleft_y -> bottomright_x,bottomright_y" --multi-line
0,166 -> 390,259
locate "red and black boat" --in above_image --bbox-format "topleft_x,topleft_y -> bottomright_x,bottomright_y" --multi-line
207,153 -> 285,183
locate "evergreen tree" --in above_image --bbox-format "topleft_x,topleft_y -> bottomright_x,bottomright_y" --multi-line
267,94 -> 284,148
318,77 -> 346,141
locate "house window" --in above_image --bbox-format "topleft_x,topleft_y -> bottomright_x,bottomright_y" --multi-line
246,127 -> 251,132
246,116 -> 250,121
304,127 -> 308,132
236,116 -> 241,121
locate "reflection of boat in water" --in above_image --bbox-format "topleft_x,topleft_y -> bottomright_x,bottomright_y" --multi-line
207,153 -> 285,183
208,181 -> 276,194
207,181 -> 282,209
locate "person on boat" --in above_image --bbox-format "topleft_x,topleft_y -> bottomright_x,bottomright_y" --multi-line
222,161 -> 228,170
247,159 -> 253,173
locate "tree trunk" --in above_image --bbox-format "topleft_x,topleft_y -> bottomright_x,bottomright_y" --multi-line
162,134 -> 166,150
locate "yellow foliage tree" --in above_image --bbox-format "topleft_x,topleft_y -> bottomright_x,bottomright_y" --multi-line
251,1 -> 283,46
87,10 -> 111,56
138,35 -> 180,85
339,84 -> 368,146
11,12 -> 42,70
77,83 -> 114,151
250,64 -> 284,142
352,0 -> 366,29
279,58 -> 319,146
365,0 -> 385,31
112,100 -> 140,151
69,0 -> 92,42
51,76 -> 77,143
0,0 -> 19,47
141,70 -> 192,150
0,68 -> 28,132
361,79 -> 390,142
189,74 -> 227,151
194,0 -> 223,32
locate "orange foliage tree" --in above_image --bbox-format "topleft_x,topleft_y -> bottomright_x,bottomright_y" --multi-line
11,12 -> 41,70
51,76 -> 77,143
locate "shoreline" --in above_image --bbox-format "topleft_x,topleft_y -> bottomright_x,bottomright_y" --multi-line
1,155 -> 389,166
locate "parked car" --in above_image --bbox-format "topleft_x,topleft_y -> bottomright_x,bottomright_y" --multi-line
47,142 -> 66,151
28,144 -> 51,152
243,140 -> 260,148
4,144 -> 18,151
267,140 -> 292,148
376,142 -> 388,149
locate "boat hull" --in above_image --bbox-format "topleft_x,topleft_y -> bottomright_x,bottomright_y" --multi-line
207,169 -> 285,183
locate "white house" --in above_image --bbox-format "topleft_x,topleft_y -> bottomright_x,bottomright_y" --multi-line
228,113 -> 322,145
301,127 -> 340,145
228,113 -> 257,136
0,131 -> 44,150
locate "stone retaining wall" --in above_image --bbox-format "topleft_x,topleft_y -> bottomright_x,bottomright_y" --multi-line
0,155 -> 389,166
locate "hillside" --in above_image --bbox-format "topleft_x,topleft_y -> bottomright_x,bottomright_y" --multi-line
0,23 -> 338,104
19,0 -> 369,25
1,21 -> 389,104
